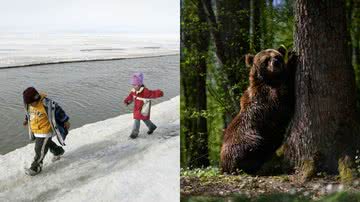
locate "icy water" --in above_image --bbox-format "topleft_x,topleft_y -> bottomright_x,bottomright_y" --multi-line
0,55 -> 179,154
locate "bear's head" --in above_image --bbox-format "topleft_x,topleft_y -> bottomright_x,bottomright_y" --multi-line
246,47 -> 287,85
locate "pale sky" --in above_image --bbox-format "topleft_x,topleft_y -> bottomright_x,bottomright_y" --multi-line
0,0 -> 179,34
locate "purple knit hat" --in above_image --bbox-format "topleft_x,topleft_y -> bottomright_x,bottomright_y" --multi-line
130,73 -> 144,86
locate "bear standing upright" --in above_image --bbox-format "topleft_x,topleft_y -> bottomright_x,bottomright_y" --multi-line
220,47 -> 297,174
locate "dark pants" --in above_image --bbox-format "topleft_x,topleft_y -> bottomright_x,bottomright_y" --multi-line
31,137 -> 64,170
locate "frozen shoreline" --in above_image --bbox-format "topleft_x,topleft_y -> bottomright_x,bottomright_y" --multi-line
0,96 -> 180,201
0,53 -> 179,69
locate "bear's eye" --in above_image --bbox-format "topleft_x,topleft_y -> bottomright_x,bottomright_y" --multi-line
274,56 -> 283,62
264,58 -> 272,65
260,61 -> 268,69
263,58 -> 270,64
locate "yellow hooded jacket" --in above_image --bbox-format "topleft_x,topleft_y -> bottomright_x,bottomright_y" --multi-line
28,94 -> 52,134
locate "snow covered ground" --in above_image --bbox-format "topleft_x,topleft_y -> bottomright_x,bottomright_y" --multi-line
0,96 -> 180,202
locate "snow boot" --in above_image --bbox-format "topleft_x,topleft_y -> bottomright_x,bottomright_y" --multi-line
147,126 -> 157,135
130,132 -> 139,139
52,149 -> 65,162
25,166 -> 42,176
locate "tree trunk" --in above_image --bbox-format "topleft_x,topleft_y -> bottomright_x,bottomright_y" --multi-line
352,0 -> 360,66
181,0 -> 210,168
266,0 -> 274,48
189,52 -> 209,168
355,45 -> 360,67
285,0 -> 360,175
202,0 -> 250,125
252,0 -> 261,52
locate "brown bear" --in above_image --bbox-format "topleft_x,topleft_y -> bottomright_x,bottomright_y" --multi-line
220,47 -> 296,174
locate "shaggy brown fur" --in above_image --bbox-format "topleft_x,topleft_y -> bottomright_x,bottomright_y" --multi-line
221,47 -> 297,174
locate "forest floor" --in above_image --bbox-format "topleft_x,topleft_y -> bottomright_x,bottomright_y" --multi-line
181,169 -> 360,201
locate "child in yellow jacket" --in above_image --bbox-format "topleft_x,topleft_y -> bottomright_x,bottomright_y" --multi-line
23,87 -> 70,176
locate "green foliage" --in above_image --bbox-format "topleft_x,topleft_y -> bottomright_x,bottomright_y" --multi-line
207,92 -> 224,166
207,56 -> 244,117
256,193 -> 310,202
180,91 -> 188,166
181,0 -> 210,168
181,194 -> 309,202
181,166 -> 221,178
354,64 -> 360,111
319,192 -> 360,202
271,0 -> 295,49
338,156 -> 356,183
181,192 -> 360,202
181,195 -> 249,202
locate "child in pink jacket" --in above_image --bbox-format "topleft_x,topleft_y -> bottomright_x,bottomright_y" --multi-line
124,73 -> 164,139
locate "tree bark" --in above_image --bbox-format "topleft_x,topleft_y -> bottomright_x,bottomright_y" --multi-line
285,0 -> 360,174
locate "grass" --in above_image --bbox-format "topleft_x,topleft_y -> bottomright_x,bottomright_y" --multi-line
181,192 -> 360,202
181,167 -> 221,178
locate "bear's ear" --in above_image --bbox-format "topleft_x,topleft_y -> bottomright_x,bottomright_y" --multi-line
277,45 -> 287,56
245,54 -> 254,67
